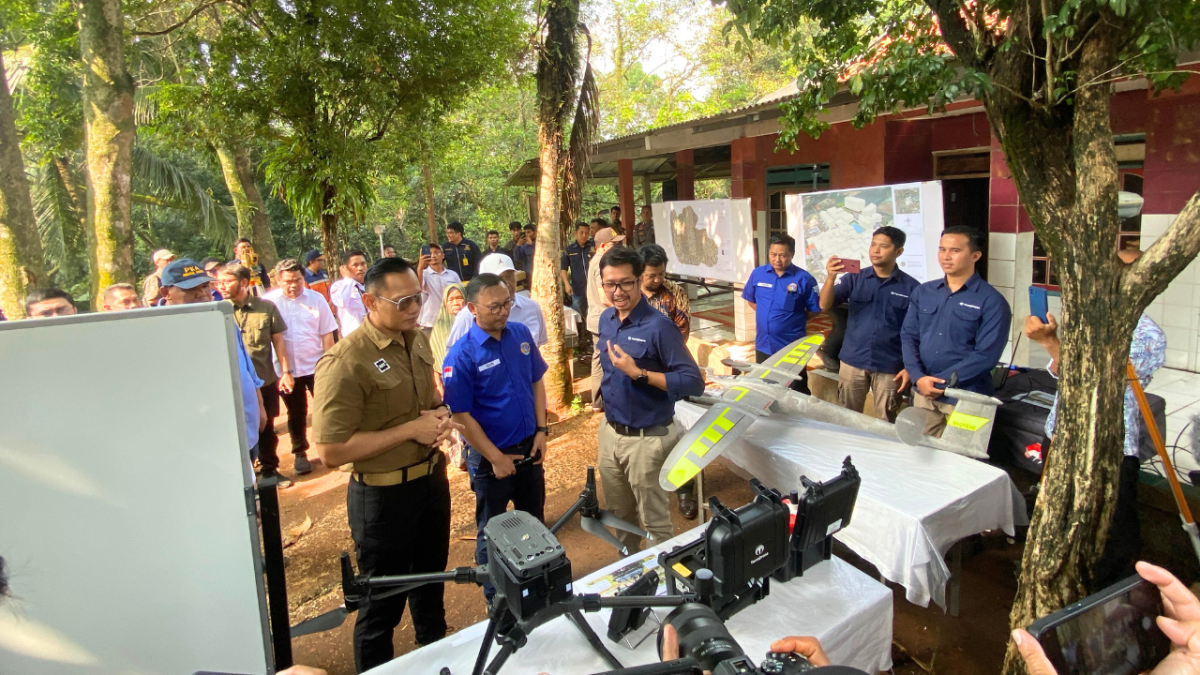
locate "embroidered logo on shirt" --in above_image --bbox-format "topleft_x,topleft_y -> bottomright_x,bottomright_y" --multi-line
626,336 -> 647,343
891,291 -> 909,299
757,282 -> 773,288
479,358 -> 501,372
443,366 -> 453,379
959,302 -> 981,310
787,283 -> 797,293
374,359 -> 390,373
521,342 -> 531,355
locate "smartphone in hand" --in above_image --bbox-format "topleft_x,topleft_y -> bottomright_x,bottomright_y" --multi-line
838,258 -> 861,274
421,244 -> 432,257
1029,286 -> 1049,323
1026,575 -> 1170,675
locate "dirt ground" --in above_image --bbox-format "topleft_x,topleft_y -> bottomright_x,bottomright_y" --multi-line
270,403 -> 1025,675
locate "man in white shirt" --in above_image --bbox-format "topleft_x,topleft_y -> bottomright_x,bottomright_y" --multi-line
417,242 -> 462,336
330,249 -> 368,337
445,253 -> 547,349
263,259 -> 339,475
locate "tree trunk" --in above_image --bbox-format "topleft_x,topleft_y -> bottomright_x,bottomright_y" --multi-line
216,140 -> 278,267
78,0 -> 135,301
532,0 -> 581,412
320,180 -> 339,264
995,25 -> 1200,674
0,51 -> 45,318
422,143 -> 437,243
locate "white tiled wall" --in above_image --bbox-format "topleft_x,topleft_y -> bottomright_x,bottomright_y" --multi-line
1141,214 -> 1200,372
989,231 -> 1039,367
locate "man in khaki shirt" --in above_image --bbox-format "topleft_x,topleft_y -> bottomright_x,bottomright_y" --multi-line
312,256 -> 459,672
217,263 -> 295,483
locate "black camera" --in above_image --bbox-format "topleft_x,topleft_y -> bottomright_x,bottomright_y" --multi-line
657,603 -> 867,675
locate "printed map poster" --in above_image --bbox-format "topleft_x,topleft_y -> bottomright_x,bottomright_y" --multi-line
652,199 -> 754,284
786,181 -> 943,284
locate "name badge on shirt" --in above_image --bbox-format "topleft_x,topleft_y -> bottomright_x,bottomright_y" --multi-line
374,359 -> 390,373
757,282 -> 773,288
478,358 -> 501,373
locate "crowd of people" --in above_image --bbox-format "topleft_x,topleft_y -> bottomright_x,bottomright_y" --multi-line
11,208 -> 1171,673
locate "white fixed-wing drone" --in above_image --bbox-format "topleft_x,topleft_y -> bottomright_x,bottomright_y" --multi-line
660,334 -> 1004,492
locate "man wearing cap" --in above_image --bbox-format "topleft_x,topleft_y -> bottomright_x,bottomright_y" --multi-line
142,249 -> 176,306
312,257 -> 461,671
331,250 -> 369,337
217,263 -> 296,484
587,227 -> 623,411
159,259 -> 267,462
264,259 -> 338,476
417,242 -> 462,337
302,249 -> 333,305
442,222 -> 480,282
597,246 -> 705,551
445,253 -> 547,350
442,273 -> 548,600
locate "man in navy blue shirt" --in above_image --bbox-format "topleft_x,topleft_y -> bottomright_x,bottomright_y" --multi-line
741,235 -> 822,394
443,273 -> 548,593
560,221 -> 595,330
901,226 -> 1011,436
441,221 -> 481,281
819,226 -> 919,421
598,247 -> 705,551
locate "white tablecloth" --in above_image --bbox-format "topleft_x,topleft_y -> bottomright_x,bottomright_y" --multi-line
370,525 -> 893,675
675,401 -> 1028,609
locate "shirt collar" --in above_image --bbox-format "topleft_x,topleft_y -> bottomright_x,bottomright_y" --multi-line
617,297 -> 656,326
934,272 -> 981,292
360,316 -> 410,351
468,320 -> 504,346
232,294 -> 258,311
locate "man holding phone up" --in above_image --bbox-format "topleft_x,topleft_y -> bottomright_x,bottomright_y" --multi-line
819,226 -> 919,421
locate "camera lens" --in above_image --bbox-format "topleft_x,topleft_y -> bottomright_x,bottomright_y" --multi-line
661,603 -> 745,672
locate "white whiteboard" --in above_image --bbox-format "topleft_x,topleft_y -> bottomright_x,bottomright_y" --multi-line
0,304 -> 272,675
651,198 -> 756,283
786,181 -> 945,284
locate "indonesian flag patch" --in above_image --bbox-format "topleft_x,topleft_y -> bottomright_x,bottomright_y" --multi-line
443,366 -> 453,379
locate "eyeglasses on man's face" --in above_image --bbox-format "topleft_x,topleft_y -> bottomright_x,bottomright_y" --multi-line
602,280 -> 638,293
476,298 -> 515,314
373,291 -> 424,312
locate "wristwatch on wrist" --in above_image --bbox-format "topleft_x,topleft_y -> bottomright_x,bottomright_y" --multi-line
635,368 -> 649,386
283,369 -> 293,375
536,426 -> 549,434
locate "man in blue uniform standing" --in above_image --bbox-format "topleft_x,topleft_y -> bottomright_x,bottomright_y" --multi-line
560,221 -> 595,331
443,273 -> 548,597
901,226 -> 1011,436
442,222 -> 480,281
597,247 -> 705,551
818,226 -> 919,421
741,235 -> 822,394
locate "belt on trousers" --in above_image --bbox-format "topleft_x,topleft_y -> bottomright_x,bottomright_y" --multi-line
353,451 -> 442,487
608,421 -> 670,437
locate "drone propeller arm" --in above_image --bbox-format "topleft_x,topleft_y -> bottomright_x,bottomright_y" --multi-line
550,494 -> 587,534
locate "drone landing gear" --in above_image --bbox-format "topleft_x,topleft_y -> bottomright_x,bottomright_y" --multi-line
469,598 -> 623,675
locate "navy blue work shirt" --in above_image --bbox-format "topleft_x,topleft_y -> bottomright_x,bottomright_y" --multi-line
833,266 -> 920,373
442,320 -> 547,449
303,267 -> 328,285
741,264 -> 822,354
901,273 -> 1012,396
598,298 -> 705,429
560,240 -> 595,297
442,238 -> 480,281
514,242 -> 536,279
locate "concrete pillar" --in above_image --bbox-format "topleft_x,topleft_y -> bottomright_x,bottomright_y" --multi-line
641,175 -> 653,207
618,158 -> 635,234
675,150 -> 695,200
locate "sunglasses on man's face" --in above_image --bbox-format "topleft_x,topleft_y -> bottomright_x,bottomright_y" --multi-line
373,291 -> 425,311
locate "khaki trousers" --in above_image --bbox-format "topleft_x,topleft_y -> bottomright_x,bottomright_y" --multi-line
597,419 -> 681,551
912,392 -> 956,437
837,362 -> 901,422
591,334 -> 603,406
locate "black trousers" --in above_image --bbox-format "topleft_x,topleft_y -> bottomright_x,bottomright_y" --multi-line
467,435 -> 546,600
279,374 -> 315,455
258,383 -> 281,473
756,350 -> 810,394
348,461 -> 451,672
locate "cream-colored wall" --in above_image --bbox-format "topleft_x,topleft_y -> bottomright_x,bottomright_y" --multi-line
1141,214 -> 1200,372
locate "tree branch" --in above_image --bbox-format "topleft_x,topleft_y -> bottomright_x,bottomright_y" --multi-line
131,0 -> 227,36
1122,191 -> 1200,310
924,0 -> 984,69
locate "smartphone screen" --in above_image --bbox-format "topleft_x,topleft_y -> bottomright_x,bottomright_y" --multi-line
1030,577 -> 1170,675
839,258 -> 861,274
421,244 -> 431,257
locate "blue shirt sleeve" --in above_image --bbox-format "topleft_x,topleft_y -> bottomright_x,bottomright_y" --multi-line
931,291 -> 1012,384
901,290 -> 927,382
441,345 -> 475,415
803,275 -> 821,312
655,320 -> 705,401
741,269 -> 758,303
832,274 -> 854,305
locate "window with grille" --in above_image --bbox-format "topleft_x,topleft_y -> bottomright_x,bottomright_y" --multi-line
766,164 -> 831,239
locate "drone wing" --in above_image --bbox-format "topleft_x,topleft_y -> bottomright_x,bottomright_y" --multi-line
659,383 -> 774,491
752,334 -> 825,384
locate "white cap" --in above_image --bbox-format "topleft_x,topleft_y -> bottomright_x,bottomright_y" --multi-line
152,249 -> 176,264
479,253 -> 516,275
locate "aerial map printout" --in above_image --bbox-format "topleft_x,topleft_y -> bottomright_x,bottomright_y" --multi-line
652,199 -> 752,283
786,181 -> 935,283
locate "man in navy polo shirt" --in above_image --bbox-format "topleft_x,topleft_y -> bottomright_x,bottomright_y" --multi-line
742,234 -> 822,393
598,247 -> 705,551
902,226 -> 1011,436
819,226 -> 919,421
443,273 -> 548,596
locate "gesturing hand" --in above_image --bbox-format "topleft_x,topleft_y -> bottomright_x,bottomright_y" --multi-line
607,340 -> 641,379
916,375 -> 945,399
894,369 -> 911,392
